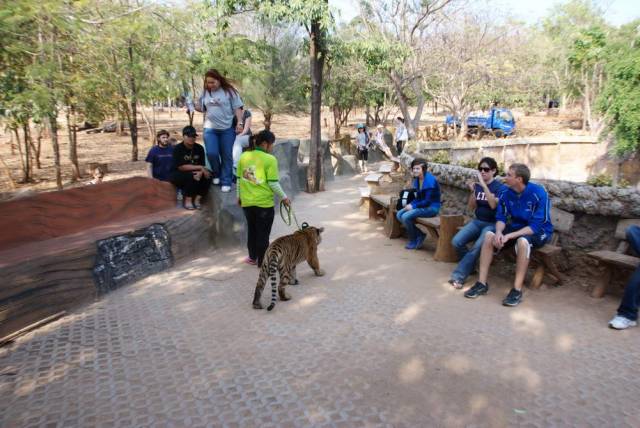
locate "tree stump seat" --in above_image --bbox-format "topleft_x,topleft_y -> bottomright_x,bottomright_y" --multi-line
416,215 -> 465,262
588,218 -> 640,298
368,194 -> 402,238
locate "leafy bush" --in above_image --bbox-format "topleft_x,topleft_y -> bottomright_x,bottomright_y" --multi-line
457,159 -> 478,169
587,173 -> 613,187
430,150 -> 450,164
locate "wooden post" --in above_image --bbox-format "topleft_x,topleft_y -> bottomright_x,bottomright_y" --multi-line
591,264 -> 611,298
385,198 -> 402,239
434,215 -> 465,262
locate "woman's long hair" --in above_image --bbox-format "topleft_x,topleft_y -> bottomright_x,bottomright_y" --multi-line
204,69 -> 238,97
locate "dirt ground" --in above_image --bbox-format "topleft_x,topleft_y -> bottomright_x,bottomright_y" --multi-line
0,106 -> 586,199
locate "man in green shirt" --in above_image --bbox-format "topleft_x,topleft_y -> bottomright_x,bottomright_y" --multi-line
237,130 -> 290,266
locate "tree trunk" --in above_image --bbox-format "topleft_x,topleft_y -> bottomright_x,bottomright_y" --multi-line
128,40 -> 139,161
13,128 -> 28,183
307,16 -> 326,193
390,70 -> 416,138
411,78 -> 425,137
332,105 -> 341,139
22,123 -> 31,181
264,111 -> 272,131
49,115 -> 62,190
138,103 -> 155,144
66,105 -> 80,181
33,125 -> 42,169
0,153 -> 16,190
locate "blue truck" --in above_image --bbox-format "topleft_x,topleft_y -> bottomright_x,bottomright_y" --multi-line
445,107 -> 516,138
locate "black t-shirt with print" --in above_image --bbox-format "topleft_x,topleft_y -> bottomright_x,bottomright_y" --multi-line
172,142 -> 206,169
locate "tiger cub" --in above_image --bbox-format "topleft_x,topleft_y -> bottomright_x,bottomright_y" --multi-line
253,226 -> 325,311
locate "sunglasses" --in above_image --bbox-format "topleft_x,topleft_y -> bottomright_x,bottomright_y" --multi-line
478,167 -> 492,172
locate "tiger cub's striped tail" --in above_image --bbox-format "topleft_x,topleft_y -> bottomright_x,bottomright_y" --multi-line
266,258 -> 279,311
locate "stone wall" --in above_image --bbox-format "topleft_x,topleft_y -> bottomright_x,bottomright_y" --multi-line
413,137 -> 640,187
398,154 -> 640,292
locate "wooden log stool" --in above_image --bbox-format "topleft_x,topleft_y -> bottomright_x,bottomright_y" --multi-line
416,215 -> 465,262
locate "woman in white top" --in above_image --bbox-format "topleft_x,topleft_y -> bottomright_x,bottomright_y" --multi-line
194,69 -> 244,193
395,116 -> 408,155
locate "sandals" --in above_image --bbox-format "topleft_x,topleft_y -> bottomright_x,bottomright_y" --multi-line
182,200 -> 195,211
193,200 -> 202,210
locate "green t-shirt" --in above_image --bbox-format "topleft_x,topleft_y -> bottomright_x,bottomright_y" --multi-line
237,148 -> 279,208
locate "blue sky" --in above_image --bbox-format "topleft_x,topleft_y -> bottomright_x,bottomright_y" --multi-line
329,0 -> 640,26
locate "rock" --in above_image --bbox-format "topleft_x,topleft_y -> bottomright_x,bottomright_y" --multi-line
336,155 -> 357,175
271,139 -> 301,197
572,185 -> 592,200
595,187 -> 614,200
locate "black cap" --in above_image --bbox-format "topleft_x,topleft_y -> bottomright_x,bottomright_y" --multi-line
182,125 -> 198,137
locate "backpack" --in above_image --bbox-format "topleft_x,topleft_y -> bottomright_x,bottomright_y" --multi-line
396,188 -> 418,211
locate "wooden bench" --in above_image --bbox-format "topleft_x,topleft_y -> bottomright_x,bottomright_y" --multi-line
588,219 -> 640,298
528,207 -> 575,289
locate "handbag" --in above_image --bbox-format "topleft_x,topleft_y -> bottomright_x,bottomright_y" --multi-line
396,188 -> 417,211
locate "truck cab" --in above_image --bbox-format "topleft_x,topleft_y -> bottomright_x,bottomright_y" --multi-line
445,107 -> 516,137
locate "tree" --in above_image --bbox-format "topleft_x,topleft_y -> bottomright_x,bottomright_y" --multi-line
216,0 -> 332,193
568,26 -> 607,133
597,20 -> 640,155
240,22 -> 307,130
358,0 -> 456,138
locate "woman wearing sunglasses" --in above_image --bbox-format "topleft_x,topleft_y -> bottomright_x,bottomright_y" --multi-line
448,157 -> 507,289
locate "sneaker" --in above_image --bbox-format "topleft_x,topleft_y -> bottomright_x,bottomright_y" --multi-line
244,257 -> 257,265
405,239 -> 418,250
414,233 -> 426,250
609,315 -> 638,330
464,281 -> 489,298
221,185 -> 231,193
213,178 -> 220,185
502,288 -> 523,307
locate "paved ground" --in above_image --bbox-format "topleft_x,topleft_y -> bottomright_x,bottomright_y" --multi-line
1,175 -> 640,428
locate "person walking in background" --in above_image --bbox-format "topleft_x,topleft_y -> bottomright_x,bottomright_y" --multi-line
395,117 -> 408,155
449,157 -> 506,289
170,126 -> 211,210
145,129 -> 174,182
355,123 -> 370,173
237,130 -> 290,266
396,158 -> 441,250
232,106 -> 253,177
609,225 -> 640,330
194,69 -> 244,193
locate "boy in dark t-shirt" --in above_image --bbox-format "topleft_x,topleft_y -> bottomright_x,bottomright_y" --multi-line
145,130 -> 174,181
170,126 -> 211,210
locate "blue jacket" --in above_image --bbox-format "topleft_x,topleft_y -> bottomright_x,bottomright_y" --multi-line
411,173 -> 441,210
496,182 -> 553,236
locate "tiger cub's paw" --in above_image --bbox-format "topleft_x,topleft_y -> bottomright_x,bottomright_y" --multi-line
315,269 -> 325,277
253,301 -> 263,309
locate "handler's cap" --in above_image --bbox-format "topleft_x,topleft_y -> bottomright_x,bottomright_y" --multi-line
182,125 -> 198,137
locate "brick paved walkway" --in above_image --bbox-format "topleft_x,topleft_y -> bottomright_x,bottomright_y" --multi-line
2,175 -> 640,427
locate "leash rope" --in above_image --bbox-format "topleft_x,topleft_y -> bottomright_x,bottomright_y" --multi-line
279,200 -> 307,231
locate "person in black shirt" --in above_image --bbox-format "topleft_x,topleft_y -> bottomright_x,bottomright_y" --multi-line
170,126 -> 212,210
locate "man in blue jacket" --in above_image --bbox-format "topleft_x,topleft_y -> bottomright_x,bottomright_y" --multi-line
396,158 -> 441,250
464,163 -> 553,306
